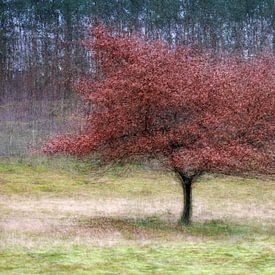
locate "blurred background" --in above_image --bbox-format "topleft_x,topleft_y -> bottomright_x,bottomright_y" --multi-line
0,0 -> 274,156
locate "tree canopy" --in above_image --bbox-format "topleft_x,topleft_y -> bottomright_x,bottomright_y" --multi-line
44,27 -> 274,175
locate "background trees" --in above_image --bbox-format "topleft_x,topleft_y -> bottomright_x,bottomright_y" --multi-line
0,0 -> 274,102
43,27 -> 274,224
1,0 -> 274,156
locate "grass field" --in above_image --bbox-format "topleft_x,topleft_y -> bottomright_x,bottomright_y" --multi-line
0,156 -> 274,274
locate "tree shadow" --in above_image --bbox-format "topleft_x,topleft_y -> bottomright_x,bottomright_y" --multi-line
75,216 -> 263,240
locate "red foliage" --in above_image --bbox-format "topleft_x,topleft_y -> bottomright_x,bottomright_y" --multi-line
43,26 -> 274,176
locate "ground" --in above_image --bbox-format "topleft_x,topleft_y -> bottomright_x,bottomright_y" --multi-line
0,157 -> 274,274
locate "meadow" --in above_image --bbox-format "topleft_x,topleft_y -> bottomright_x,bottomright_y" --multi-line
0,156 -> 274,274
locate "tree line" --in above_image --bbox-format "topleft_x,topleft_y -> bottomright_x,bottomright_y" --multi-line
0,0 -> 274,102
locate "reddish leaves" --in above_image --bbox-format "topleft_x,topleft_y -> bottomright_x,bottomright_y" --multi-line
43,26 -> 274,175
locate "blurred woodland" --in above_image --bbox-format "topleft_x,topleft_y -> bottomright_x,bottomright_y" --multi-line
0,0 -> 274,155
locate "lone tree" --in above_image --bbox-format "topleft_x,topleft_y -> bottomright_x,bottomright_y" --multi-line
43,27 -> 274,225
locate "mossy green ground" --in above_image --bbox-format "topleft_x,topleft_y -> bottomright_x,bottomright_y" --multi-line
0,157 -> 274,274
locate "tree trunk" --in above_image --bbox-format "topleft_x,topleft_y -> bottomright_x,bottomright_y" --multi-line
176,170 -> 194,225
181,178 -> 192,225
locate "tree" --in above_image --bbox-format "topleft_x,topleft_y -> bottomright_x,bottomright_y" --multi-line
43,27 -> 274,225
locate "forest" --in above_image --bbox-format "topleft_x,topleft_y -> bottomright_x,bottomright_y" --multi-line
1,0 -> 274,154
1,0 -> 274,155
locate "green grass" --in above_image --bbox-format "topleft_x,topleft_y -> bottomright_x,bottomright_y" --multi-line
0,157 -> 177,198
0,157 -> 274,274
1,242 -> 274,274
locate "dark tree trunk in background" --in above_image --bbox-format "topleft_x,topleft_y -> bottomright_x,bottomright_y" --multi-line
176,170 -> 195,225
